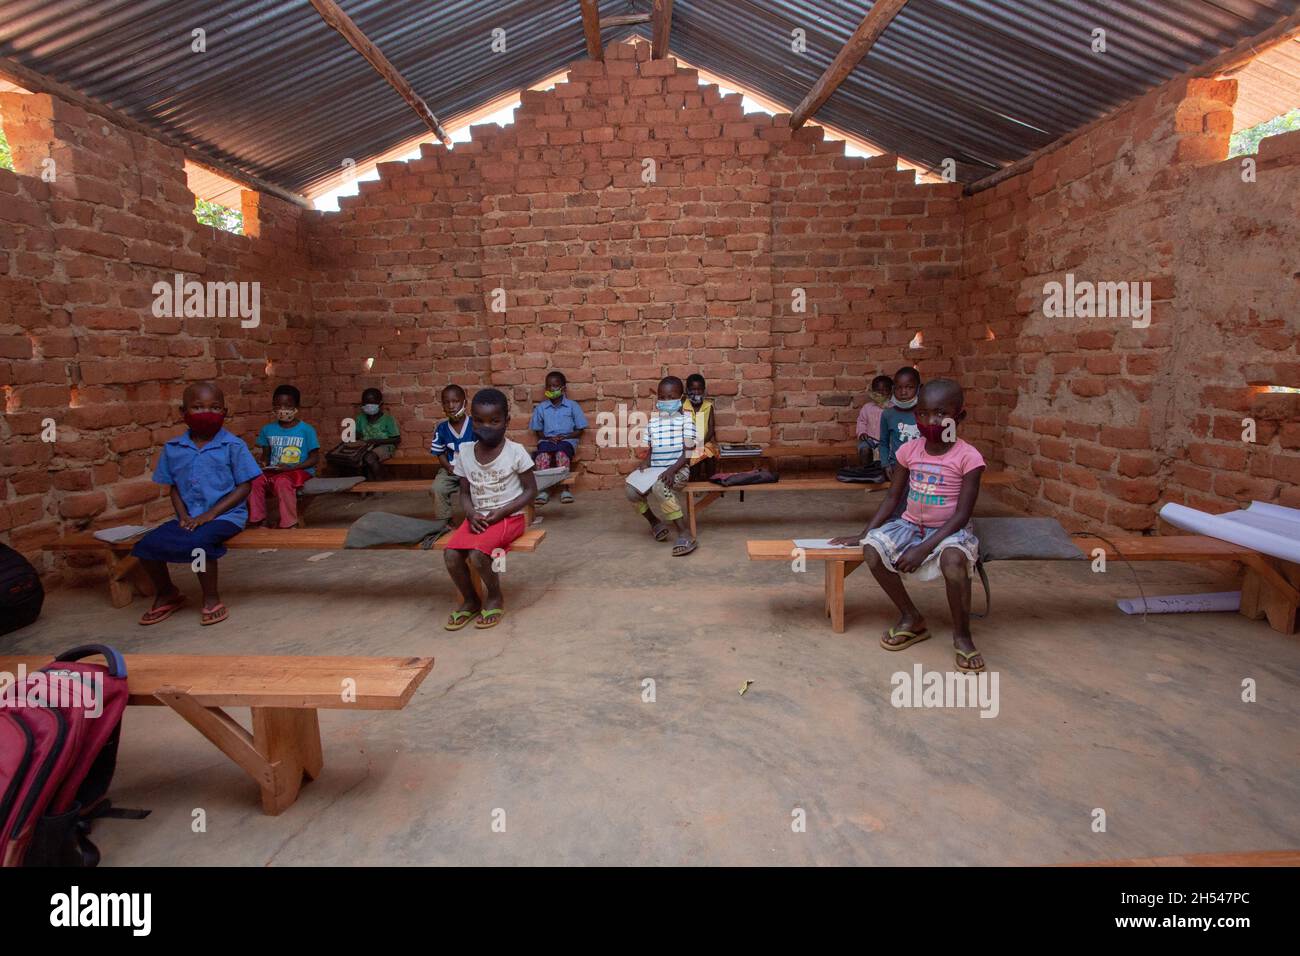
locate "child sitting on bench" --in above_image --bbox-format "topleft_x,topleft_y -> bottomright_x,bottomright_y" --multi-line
132,381 -> 261,627
356,387 -> 401,481
684,373 -> 720,479
627,376 -> 698,557
529,370 -> 587,505
442,388 -> 539,631
249,384 -> 319,529
879,366 -> 921,479
831,379 -> 986,672
855,374 -> 894,465
428,384 -> 475,521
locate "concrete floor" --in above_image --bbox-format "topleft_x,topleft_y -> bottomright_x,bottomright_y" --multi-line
7,489 -> 1300,866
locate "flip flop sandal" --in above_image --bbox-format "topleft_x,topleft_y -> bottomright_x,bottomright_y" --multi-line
880,626 -> 930,651
650,522 -> 671,542
672,536 -> 698,556
474,608 -> 505,629
444,610 -> 478,631
954,648 -> 985,673
139,594 -> 185,626
200,603 -> 229,626
560,490 -> 575,504
534,492 -> 550,505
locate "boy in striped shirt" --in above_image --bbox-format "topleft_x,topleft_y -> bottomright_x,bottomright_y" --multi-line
626,376 -> 698,556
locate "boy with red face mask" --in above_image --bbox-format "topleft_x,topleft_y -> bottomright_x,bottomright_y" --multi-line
131,381 -> 261,627
830,379 -> 987,672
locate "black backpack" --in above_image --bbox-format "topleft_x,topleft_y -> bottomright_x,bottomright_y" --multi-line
0,543 -> 44,637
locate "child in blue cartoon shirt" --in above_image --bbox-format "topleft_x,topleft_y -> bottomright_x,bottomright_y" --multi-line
249,384 -> 319,529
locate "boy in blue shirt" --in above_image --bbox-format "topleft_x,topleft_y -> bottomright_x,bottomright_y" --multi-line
428,384 -> 475,521
132,381 -> 261,627
528,370 -> 587,505
249,384 -> 320,529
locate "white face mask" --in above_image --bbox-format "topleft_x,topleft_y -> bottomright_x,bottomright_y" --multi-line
893,395 -> 918,410
361,403 -> 380,416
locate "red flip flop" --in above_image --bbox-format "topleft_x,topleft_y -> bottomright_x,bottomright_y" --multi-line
139,593 -> 185,626
200,603 -> 229,626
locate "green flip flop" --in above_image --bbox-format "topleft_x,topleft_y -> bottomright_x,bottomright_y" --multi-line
880,626 -> 930,651
474,608 -> 505,629
444,610 -> 478,631
954,648 -> 985,673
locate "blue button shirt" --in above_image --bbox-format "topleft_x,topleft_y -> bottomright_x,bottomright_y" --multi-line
528,397 -> 588,438
153,428 -> 262,529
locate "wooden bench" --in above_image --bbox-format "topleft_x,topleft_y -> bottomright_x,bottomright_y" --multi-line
0,653 -> 433,815
55,525 -> 546,608
718,442 -> 860,468
747,534 -> 1300,635
687,471 -> 1013,537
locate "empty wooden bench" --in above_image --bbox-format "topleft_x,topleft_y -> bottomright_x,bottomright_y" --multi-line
747,534 -> 1300,635
717,442 -> 860,469
0,653 -> 433,815
687,471 -> 1013,537
55,526 -> 546,608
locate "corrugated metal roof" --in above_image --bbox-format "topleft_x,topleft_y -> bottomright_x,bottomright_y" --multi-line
1,0 -> 1295,193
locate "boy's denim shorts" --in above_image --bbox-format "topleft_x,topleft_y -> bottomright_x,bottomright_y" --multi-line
863,517 -> 980,582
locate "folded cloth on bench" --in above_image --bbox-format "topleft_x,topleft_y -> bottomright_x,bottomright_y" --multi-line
533,466 -> 570,492
971,517 -> 1086,561
344,512 -> 449,549
302,476 -> 367,495
1160,501 -> 1300,564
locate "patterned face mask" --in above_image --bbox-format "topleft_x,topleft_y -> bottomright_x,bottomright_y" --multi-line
545,389 -> 563,400
275,408 -> 298,422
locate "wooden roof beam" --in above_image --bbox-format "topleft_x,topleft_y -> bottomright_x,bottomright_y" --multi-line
580,0 -> 603,61
308,0 -> 451,147
790,0 -> 910,129
651,0 -> 674,59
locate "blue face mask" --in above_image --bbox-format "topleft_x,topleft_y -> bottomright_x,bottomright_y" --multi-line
657,399 -> 683,414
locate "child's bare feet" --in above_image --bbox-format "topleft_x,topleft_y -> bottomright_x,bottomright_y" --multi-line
953,633 -> 985,672
881,612 -> 928,649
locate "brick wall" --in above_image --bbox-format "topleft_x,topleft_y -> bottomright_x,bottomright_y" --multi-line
958,76 -> 1300,531
0,92 -> 315,584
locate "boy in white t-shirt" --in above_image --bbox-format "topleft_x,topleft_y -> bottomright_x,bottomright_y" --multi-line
442,388 -> 538,631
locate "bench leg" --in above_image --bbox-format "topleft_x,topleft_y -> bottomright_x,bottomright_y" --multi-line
1239,557 -> 1300,635
824,561 -> 846,633
252,707 -> 324,816
688,491 -> 722,538
106,552 -> 152,609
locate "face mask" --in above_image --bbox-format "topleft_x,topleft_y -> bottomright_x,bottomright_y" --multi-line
893,395 -> 918,410
916,421 -> 948,442
870,394 -> 890,407
475,426 -> 506,447
657,399 -> 683,414
447,405 -> 465,420
184,411 -> 225,439
275,408 -> 298,423
545,389 -> 563,400
688,395 -> 704,407
361,403 -> 380,416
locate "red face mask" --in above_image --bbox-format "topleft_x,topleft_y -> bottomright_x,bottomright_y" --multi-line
184,411 -> 225,439
916,421 -> 948,442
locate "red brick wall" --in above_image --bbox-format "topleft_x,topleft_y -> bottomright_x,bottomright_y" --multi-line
958,76 -> 1300,531
0,92 -> 314,584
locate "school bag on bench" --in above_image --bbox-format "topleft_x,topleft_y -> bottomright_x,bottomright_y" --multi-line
836,462 -> 887,484
1,644 -> 135,867
0,543 -> 44,637
708,469 -> 779,487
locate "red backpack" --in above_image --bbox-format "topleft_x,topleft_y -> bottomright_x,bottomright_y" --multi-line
1,644 -> 131,867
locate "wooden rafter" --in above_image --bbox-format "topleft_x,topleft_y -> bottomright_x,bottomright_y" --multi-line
0,55 -> 311,208
580,0 -> 604,61
790,0 -> 909,129
603,13 -> 652,28
651,0 -> 674,59
307,0 -> 451,147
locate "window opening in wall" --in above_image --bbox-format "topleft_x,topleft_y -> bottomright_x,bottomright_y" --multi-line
194,197 -> 243,234
0,120 -> 12,172
1230,106 -> 1300,157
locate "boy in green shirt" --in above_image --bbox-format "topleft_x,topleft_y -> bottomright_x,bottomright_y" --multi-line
356,387 -> 401,480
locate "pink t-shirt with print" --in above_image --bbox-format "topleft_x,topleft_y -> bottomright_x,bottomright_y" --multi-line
895,437 -> 986,528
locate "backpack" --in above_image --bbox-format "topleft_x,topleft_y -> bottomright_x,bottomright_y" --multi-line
708,468 -> 780,488
325,441 -> 370,472
0,543 -> 44,637
1,644 -> 132,867
836,463 -> 887,484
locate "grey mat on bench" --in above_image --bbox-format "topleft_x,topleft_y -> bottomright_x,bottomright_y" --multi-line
972,517 -> 1086,562
303,476 -> 366,495
344,512 -> 449,549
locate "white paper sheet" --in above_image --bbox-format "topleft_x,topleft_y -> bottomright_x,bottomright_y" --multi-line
1117,592 -> 1241,615
625,466 -> 667,495
1159,501 -> 1300,564
793,538 -> 859,550
92,525 -> 151,543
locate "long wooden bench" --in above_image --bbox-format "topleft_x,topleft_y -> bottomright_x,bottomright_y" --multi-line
718,442 -> 860,467
687,471 -> 1014,537
0,653 -> 433,815
747,534 -> 1300,635
56,526 -> 546,608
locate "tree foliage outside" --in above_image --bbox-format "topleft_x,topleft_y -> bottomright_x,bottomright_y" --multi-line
194,197 -> 243,234
0,123 -> 13,171
1230,107 -> 1300,157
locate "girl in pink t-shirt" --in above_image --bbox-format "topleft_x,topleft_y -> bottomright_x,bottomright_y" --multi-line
831,379 -> 987,672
